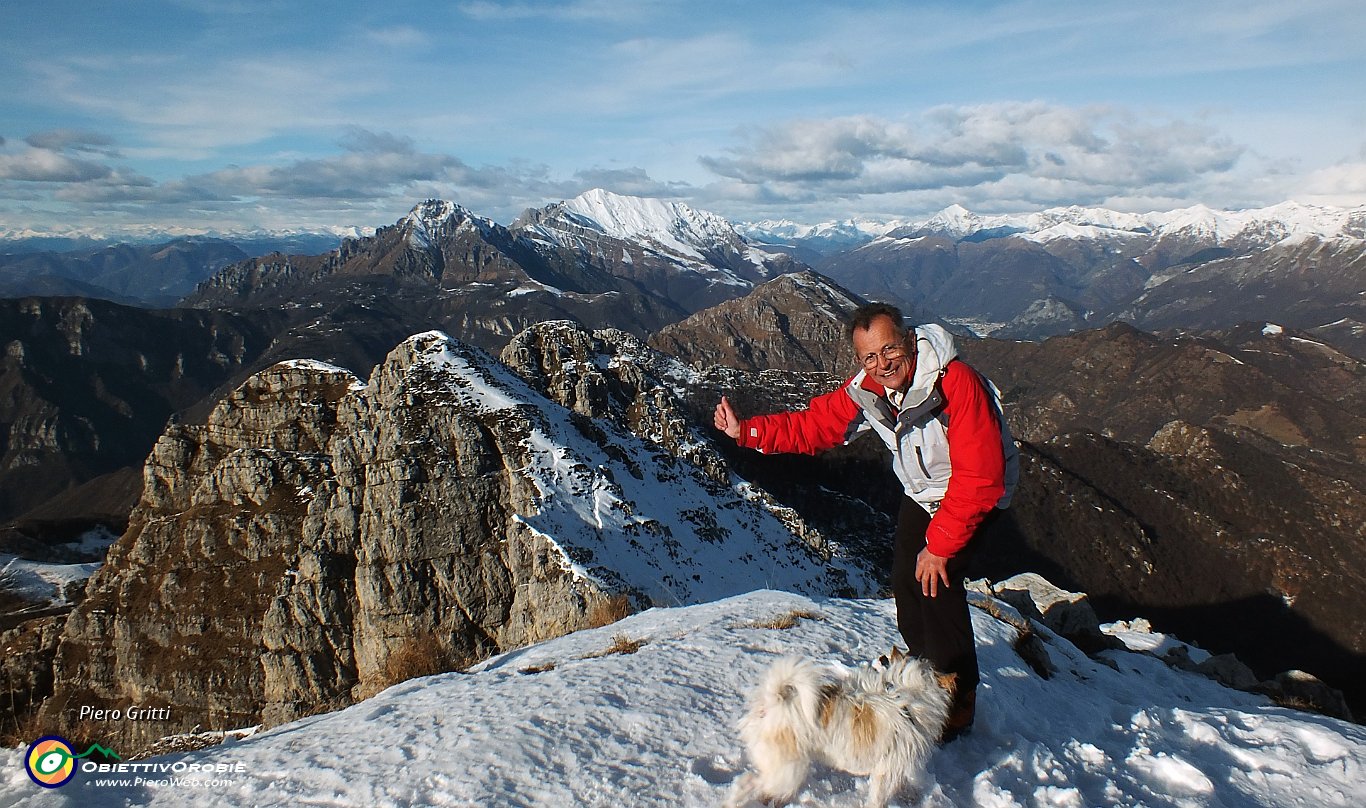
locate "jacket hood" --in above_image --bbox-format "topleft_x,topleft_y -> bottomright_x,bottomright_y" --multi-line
910,324 -> 957,382
903,323 -> 957,406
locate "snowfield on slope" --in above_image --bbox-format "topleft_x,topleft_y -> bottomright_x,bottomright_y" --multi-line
4,590 -> 1363,807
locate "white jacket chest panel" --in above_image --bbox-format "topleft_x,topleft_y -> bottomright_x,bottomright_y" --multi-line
860,400 -> 952,502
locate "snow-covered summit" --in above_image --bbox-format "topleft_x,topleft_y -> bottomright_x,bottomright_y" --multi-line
900,201 -> 1366,247
512,189 -> 800,289
403,198 -> 497,249
517,188 -> 759,264
10,589 -> 1361,807
559,189 -> 739,253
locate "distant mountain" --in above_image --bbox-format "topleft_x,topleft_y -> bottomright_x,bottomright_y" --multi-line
0,227 -> 363,257
817,201 -> 1366,352
969,324 -> 1365,715
648,270 -> 866,373
514,189 -> 802,313
184,191 -> 809,351
737,217 -> 908,255
0,238 -> 250,306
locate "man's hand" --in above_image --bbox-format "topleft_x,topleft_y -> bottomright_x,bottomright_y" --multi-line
714,396 -> 742,440
915,547 -> 951,598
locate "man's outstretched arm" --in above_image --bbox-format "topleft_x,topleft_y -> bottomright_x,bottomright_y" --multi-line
714,383 -> 859,455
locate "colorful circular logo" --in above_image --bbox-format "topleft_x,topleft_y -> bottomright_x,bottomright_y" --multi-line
25,735 -> 77,788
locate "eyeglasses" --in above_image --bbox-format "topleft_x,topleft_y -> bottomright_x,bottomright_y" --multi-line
860,343 -> 906,368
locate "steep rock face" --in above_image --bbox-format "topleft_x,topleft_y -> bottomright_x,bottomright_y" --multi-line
648,271 -> 865,374
40,329 -> 871,748
0,614 -> 65,744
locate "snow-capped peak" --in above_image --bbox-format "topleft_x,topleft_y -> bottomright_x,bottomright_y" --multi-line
555,188 -> 743,257
404,199 -> 495,249
922,203 -> 986,238
404,198 -> 479,229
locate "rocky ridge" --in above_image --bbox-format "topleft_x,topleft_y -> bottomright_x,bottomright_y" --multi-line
648,270 -> 865,374
32,325 -> 875,748
182,193 -> 809,354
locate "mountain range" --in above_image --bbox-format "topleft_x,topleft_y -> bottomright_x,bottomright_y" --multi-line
6,192 -> 1363,358
2,189 -> 1364,749
798,201 -> 1366,356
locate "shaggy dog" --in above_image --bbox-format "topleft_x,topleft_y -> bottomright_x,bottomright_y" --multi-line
726,648 -> 953,808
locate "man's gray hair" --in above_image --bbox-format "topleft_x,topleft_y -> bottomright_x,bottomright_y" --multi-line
845,302 -> 906,340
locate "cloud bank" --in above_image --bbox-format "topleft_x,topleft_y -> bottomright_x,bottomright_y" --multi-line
698,104 -> 1248,214
0,102 -> 1350,236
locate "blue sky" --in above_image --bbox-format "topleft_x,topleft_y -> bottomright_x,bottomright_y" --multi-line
1,0 -> 1364,236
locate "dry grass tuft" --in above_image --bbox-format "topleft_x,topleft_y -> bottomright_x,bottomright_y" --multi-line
585,634 -> 647,659
742,609 -> 824,630
0,706 -> 42,749
518,662 -> 557,675
380,632 -> 477,688
586,594 -> 635,629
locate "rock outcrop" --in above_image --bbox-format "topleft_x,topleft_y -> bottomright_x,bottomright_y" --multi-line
38,327 -> 872,748
648,271 -> 864,374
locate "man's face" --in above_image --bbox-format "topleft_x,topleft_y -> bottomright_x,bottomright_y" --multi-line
852,314 -> 912,392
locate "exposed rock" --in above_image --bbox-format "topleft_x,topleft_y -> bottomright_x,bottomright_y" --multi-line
1195,653 -> 1260,690
648,271 -> 865,373
992,572 -> 1113,653
1259,670 -> 1354,722
0,614 -> 65,744
0,298 -> 278,540
38,328 -> 871,749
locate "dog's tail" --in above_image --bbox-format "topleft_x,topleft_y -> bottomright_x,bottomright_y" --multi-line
743,656 -> 831,732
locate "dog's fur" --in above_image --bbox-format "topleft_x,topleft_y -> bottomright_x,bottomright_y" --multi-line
726,648 -> 954,808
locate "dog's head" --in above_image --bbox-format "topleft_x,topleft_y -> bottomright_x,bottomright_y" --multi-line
935,672 -> 958,698
876,646 -> 909,669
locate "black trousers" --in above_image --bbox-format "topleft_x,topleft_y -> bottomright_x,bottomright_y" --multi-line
889,497 -> 999,693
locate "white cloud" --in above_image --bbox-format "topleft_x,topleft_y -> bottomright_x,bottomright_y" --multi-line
699,104 -> 1247,212
1298,156 -> 1366,208
0,148 -> 115,183
9,126 -> 694,231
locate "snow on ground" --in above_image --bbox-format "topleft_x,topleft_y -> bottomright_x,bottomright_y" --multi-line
4,590 -> 1362,807
0,527 -> 116,605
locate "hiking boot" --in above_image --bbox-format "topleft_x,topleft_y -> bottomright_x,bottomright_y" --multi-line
941,689 -> 976,743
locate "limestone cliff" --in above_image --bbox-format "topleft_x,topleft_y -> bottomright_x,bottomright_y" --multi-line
39,328 -> 873,748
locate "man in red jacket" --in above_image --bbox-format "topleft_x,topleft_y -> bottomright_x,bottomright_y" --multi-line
714,302 -> 1018,740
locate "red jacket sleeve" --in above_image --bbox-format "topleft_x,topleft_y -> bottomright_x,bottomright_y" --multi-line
925,361 -> 1006,558
735,378 -> 861,456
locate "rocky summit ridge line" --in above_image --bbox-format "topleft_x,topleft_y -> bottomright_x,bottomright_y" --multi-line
30,324 -> 876,748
